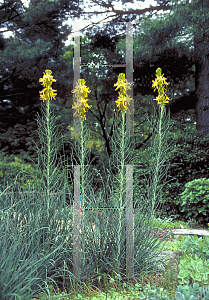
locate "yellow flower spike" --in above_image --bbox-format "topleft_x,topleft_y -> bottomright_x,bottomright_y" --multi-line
39,70 -> 56,87
152,68 -> 170,109
71,79 -> 92,121
114,73 -> 133,114
39,70 -> 57,102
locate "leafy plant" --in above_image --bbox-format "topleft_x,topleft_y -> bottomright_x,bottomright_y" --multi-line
174,283 -> 209,300
176,235 -> 209,262
0,153 -> 42,191
178,178 -> 209,228
174,235 -> 209,286
177,254 -> 209,286
139,284 -> 171,299
139,282 -> 209,300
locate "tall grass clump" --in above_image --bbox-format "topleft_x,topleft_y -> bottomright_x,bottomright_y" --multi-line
0,68 -> 178,299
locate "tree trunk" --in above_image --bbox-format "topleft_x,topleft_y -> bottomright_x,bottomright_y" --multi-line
194,34 -> 209,138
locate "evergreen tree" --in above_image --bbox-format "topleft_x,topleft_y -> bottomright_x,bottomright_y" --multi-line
0,0 -> 85,161
115,0 -> 209,138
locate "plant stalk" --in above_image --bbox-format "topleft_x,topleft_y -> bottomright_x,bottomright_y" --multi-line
116,110 -> 126,271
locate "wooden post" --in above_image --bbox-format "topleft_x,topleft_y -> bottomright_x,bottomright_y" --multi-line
125,21 -> 134,280
73,19 -> 81,139
126,21 -> 134,137
73,18 -> 82,281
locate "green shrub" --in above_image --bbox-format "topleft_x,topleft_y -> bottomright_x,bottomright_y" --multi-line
0,152 -> 42,192
178,178 -> 209,228
175,283 -> 209,300
139,282 -> 209,299
139,235 -> 209,299
176,235 -> 209,287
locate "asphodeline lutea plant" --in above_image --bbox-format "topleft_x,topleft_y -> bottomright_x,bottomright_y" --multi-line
114,73 -> 133,114
39,69 -> 57,102
71,75 -> 133,274
151,67 -> 171,215
152,67 -> 170,109
71,78 -> 92,121
71,78 -> 92,196
113,73 -> 133,272
39,69 -> 57,217
71,78 -> 92,271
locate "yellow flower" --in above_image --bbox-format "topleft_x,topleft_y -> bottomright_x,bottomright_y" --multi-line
39,87 -> 57,102
114,73 -> 133,114
152,68 -> 170,109
39,70 -> 57,102
71,79 -> 92,121
39,70 -> 56,87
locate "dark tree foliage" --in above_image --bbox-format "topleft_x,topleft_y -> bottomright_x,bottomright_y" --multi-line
0,0 -> 86,164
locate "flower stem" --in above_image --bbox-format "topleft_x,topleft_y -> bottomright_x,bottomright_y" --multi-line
152,105 -> 164,217
81,118 -> 85,271
116,110 -> 126,270
46,99 -> 50,218
151,68 -> 170,218
39,69 -> 57,218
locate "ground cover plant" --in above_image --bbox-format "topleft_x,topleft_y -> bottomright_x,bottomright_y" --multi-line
1,68 -> 209,300
177,178 -> 209,228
